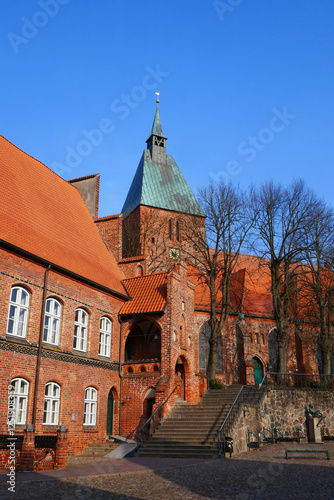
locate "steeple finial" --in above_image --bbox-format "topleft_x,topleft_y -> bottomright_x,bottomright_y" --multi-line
147,96 -> 167,141
155,91 -> 160,103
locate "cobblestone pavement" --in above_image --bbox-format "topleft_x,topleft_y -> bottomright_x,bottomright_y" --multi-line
0,442 -> 333,499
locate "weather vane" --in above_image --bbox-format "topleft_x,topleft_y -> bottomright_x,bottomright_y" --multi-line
155,92 -> 160,103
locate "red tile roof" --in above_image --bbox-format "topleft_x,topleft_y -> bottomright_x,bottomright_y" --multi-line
120,273 -> 168,315
188,252 -> 274,317
0,135 -> 126,296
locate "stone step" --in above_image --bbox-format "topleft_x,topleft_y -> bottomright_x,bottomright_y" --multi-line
136,450 -> 218,459
147,440 -> 217,448
81,442 -> 119,456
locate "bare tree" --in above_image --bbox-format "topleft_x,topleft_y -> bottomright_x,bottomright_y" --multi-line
253,179 -> 316,373
298,200 -> 334,375
183,181 -> 255,383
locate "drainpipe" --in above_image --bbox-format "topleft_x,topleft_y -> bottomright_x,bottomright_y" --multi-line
32,264 -> 51,428
118,314 -> 123,436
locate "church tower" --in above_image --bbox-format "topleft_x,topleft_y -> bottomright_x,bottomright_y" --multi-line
121,99 -> 205,272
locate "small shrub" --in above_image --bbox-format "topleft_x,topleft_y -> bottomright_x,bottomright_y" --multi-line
209,379 -> 225,390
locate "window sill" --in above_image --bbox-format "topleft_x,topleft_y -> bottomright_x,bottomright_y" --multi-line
42,343 -> 62,352
5,335 -> 30,345
73,349 -> 88,356
98,354 -> 111,360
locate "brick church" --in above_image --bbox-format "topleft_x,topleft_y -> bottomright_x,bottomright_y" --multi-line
0,101 -> 321,468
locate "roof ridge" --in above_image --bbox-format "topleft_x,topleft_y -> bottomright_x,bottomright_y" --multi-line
0,134 -> 75,185
122,272 -> 168,282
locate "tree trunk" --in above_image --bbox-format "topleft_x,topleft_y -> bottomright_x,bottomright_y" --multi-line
207,327 -> 220,383
321,349 -> 331,376
277,340 -> 288,373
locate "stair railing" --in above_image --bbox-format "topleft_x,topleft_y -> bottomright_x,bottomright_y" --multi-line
136,386 -> 177,452
217,373 -> 268,457
217,385 -> 244,457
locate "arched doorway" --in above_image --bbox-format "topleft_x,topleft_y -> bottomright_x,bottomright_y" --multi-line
175,356 -> 188,400
143,388 -> 156,424
252,357 -> 264,385
106,388 -> 115,435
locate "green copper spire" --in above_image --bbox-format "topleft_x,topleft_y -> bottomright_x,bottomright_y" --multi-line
147,99 -> 167,141
122,99 -> 205,219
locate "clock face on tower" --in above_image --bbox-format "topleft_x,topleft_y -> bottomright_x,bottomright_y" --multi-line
169,248 -> 180,260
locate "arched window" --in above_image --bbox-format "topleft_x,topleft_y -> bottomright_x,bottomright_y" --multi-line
73,308 -> 88,352
7,286 -> 30,338
10,378 -> 29,425
43,298 -> 61,345
199,322 -> 222,372
84,387 -> 97,426
99,317 -> 112,357
168,219 -> 172,240
176,220 -> 180,241
43,382 -> 61,425
268,329 -> 278,372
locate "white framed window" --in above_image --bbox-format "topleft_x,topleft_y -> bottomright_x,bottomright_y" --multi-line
43,382 -> 61,425
73,308 -> 88,352
7,286 -> 30,338
43,298 -> 61,345
99,317 -> 112,357
10,378 -> 29,425
84,387 -> 97,425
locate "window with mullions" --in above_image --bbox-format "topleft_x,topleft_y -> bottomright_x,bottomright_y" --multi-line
84,387 -> 97,425
43,298 -> 61,345
73,308 -> 88,352
9,378 -> 29,425
7,286 -> 30,338
43,382 -> 61,425
99,317 -> 112,357
199,322 -> 222,372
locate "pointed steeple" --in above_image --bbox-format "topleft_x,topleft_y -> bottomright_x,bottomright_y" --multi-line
146,98 -> 167,163
121,99 -> 205,220
147,100 -> 167,141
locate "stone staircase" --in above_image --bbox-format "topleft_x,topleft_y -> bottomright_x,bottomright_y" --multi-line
136,385 -> 242,458
80,440 -> 120,457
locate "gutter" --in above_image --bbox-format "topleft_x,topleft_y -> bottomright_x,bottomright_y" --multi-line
0,239 -> 129,302
118,314 -> 123,436
32,264 -> 51,428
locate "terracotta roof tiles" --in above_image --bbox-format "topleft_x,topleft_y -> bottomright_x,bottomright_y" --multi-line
0,135 -> 126,296
120,273 -> 167,315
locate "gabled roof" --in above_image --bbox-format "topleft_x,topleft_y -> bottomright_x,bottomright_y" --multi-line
188,252 -> 274,317
120,272 -> 167,315
189,267 -> 246,312
0,135 -> 127,297
121,149 -> 205,218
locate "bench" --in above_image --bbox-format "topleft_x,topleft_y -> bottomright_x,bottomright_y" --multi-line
285,450 -> 330,460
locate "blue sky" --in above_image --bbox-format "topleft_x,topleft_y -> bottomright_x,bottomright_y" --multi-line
1,1 -> 333,217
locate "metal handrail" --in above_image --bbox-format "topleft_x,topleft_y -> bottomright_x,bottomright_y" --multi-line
217,386 -> 244,457
218,373 -> 268,457
268,372 -> 334,390
136,385 -> 178,451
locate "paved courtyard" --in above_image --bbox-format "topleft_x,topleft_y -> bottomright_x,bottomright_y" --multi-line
0,442 -> 333,499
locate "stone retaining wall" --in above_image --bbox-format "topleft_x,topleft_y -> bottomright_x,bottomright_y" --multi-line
230,389 -> 334,456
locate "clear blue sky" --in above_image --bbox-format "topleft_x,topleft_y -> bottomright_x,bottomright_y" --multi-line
1,1 -> 333,217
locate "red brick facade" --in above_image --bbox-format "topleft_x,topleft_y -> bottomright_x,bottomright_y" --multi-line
0,113 -> 326,471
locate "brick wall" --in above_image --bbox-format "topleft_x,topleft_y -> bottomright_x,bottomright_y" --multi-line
0,248 -> 123,458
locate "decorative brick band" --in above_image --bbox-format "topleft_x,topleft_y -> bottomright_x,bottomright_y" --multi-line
0,339 -> 119,371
